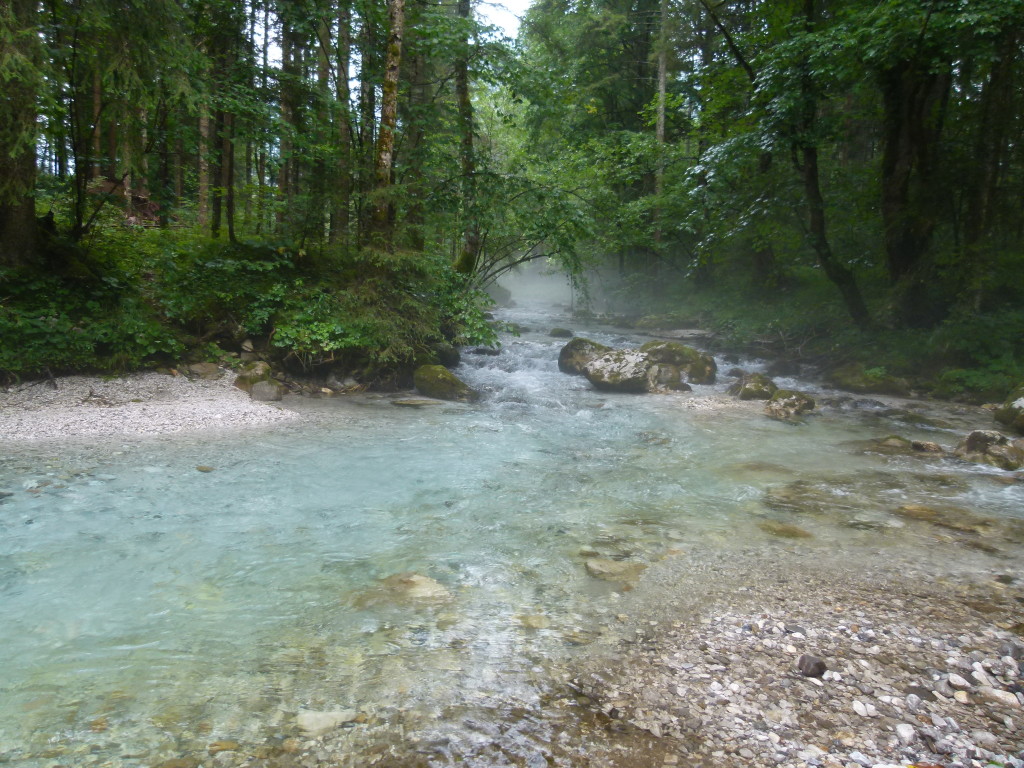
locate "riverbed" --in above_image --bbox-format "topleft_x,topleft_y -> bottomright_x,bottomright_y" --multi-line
1,300 -> 1022,768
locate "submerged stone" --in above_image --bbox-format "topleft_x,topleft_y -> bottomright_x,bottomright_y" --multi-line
558,337 -> 613,375
296,709 -> 358,736
584,558 -> 647,582
413,365 -> 479,402
758,520 -> 813,539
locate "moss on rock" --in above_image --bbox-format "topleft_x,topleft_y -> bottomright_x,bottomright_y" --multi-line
558,337 -> 613,375
413,365 -> 479,402
727,372 -> 778,400
639,340 -> 717,384
995,384 -> 1024,434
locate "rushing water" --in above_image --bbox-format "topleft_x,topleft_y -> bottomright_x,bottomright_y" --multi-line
1,299 -> 1022,767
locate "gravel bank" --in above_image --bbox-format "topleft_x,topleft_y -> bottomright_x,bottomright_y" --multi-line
572,548 -> 1024,768
0,370 -> 298,441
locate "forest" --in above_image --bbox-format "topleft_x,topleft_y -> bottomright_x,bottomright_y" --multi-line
2,0 -> 1023,399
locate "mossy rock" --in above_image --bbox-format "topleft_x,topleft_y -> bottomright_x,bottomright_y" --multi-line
583,350 -> 652,393
827,363 -> 911,396
995,384 -> 1024,434
765,389 -> 816,421
413,365 -> 479,403
646,363 -> 692,393
639,340 -> 717,384
558,337 -> 613,375
549,327 -> 574,338
233,361 -> 273,393
727,372 -> 778,400
954,430 -> 1024,471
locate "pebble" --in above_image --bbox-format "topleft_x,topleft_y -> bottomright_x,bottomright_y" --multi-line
895,723 -> 916,744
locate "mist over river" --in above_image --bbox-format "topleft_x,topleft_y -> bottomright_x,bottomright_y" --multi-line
1,283 -> 1022,767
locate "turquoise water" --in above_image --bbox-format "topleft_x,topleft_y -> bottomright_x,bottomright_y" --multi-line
1,302 -> 1021,767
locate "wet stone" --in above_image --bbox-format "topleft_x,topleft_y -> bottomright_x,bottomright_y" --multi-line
796,654 -> 827,678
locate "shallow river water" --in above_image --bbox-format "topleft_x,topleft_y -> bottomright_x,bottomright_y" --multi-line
1,300 -> 1022,767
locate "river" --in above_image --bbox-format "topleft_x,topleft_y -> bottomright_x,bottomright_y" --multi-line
1,295 -> 1022,767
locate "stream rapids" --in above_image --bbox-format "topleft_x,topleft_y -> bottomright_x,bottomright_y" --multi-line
1,299 -> 1022,767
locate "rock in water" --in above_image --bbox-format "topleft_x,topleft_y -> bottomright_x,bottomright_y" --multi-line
413,365 -> 479,402
558,337 -> 612,375
380,573 -> 451,600
583,350 -> 652,393
549,327 -> 574,338
296,710 -> 357,736
250,380 -> 285,402
758,520 -> 812,539
727,372 -> 778,400
954,430 -> 1024,470
646,363 -> 691,393
995,383 -> 1024,434
765,390 -> 816,422
584,558 -> 647,583
639,340 -> 717,384
796,654 -> 827,678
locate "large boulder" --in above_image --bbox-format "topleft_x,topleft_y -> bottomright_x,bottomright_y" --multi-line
954,430 -> 1024,471
765,389 -> 816,422
233,361 -> 273,393
250,379 -> 285,402
583,350 -> 652,393
995,384 -> 1024,434
646,363 -> 692,393
413,365 -> 479,402
558,337 -> 613,375
727,372 -> 778,400
639,341 -> 717,384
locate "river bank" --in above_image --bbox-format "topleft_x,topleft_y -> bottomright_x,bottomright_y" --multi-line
0,370 -> 297,441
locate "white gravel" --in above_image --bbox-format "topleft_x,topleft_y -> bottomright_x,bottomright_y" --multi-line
0,370 -> 298,441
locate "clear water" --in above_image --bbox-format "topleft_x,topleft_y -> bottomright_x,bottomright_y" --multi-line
1,301 -> 1021,767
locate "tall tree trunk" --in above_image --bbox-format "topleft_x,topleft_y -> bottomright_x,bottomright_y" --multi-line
963,29 -> 1017,309
878,60 -> 951,326
797,0 -> 871,329
223,112 -> 236,242
357,10 -> 378,240
0,0 -> 41,265
329,0 -> 354,246
198,108 -> 211,228
367,0 -> 405,245
453,0 -> 481,273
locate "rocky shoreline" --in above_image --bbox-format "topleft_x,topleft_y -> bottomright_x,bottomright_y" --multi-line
0,370 -> 297,441
570,549 -> 1024,768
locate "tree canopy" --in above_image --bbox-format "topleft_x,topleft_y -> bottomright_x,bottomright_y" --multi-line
2,0 -> 1023,397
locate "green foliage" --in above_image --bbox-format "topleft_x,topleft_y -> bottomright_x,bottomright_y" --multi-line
0,268 -> 184,379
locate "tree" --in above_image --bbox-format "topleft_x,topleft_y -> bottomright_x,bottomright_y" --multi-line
0,0 -> 41,265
